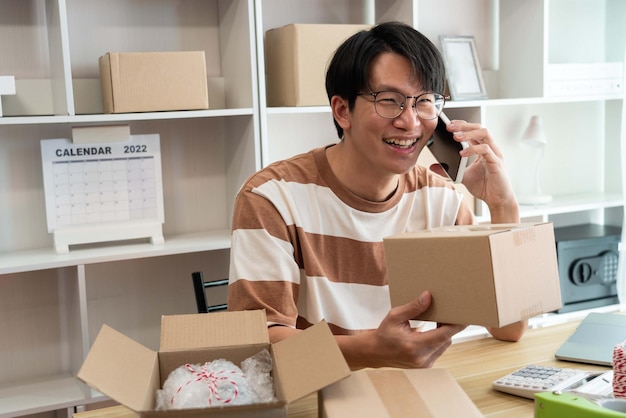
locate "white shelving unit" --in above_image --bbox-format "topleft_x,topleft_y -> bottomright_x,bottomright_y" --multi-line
0,0 -> 624,416
255,0 -> 625,232
0,1 -> 257,416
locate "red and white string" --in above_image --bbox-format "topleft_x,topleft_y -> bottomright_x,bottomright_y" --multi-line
171,363 -> 243,406
613,342 -> 626,398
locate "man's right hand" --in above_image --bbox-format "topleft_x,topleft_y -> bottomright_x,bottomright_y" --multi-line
337,291 -> 466,369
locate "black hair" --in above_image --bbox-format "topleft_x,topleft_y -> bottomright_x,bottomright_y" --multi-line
325,21 -> 446,139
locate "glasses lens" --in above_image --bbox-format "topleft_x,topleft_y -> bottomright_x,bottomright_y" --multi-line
415,93 -> 444,120
373,91 -> 405,119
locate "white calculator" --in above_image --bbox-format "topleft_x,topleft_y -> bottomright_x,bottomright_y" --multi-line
492,365 -> 607,399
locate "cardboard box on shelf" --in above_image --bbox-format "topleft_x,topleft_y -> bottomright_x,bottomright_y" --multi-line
321,368 -> 483,418
99,51 -> 208,113
384,222 -> 562,328
78,310 -> 350,418
264,24 -> 370,107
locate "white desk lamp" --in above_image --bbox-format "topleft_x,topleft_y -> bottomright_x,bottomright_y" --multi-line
519,115 -> 552,205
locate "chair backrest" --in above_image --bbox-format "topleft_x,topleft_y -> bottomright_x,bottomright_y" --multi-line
191,271 -> 228,313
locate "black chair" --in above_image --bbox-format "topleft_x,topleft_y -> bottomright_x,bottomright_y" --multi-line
191,271 -> 228,313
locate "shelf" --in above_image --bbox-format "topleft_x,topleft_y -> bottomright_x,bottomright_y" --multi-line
262,92 -> 625,116
0,229 -> 231,275
529,303 -> 622,329
0,374 -> 105,418
447,302 -> 622,344
519,193 -> 624,218
0,108 -> 254,126
446,94 -> 624,108
265,106 -> 331,115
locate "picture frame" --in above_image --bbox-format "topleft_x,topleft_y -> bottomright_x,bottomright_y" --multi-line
439,35 -> 488,101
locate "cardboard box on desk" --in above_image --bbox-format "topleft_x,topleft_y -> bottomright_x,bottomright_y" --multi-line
99,51 -> 208,113
321,368 -> 483,418
265,24 -> 370,106
78,310 -> 350,418
384,222 -> 562,328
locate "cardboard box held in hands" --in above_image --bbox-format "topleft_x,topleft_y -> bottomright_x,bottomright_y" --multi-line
384,222 -> 562,328
78,310 -> 350,418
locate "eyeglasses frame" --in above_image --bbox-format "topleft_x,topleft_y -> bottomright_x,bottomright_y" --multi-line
358,91 -> 450,120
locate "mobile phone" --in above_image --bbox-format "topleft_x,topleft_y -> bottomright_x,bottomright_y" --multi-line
426,112 -> 469,183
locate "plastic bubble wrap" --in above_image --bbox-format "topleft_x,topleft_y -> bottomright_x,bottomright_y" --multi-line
156,349 -> 276,410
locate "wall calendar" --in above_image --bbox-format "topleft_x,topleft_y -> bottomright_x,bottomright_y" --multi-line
41,134 -> 164,254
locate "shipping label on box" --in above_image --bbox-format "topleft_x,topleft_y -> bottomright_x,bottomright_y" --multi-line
99,51 -> 209,113
265,24 -> 371,107
384,223 -> 562,328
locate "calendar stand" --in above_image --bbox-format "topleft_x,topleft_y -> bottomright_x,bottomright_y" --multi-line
53,221 -> 164,255
41,126 -> 165,254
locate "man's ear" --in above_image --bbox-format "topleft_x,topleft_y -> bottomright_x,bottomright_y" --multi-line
330,95 -> 351,131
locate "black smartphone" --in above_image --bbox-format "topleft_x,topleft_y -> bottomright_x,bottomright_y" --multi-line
426,112 -> 469,183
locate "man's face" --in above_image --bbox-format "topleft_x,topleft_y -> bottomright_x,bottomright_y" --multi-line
345,52 -> 438,177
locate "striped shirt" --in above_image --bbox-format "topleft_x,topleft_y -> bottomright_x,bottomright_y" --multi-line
227,145 -> 474,334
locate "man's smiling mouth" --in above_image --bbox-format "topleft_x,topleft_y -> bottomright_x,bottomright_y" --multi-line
383,138 -> 418,149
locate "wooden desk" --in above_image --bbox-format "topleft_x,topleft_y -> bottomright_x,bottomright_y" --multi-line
436,320 -> 608,417
75,320 -> 610,418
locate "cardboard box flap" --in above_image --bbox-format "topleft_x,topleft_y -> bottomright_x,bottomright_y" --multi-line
387,223 -> 533,239
272,321 -> 350,403
322,368 -> 483,417
77,324 -> 159,412
401,369 -> 483,417
160,311 -> 269,351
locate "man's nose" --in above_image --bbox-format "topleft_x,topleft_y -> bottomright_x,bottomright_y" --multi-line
394,101 -> 422,129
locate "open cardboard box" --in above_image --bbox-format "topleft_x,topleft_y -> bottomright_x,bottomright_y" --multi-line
321,368 -> 483,418
384,222 -> 562,328
78,310 -> 350,418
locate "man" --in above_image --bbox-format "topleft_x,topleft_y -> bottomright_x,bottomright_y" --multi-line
228,21 -> 526,369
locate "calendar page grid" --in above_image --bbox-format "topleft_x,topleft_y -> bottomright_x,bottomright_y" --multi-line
52,156 -> 158,227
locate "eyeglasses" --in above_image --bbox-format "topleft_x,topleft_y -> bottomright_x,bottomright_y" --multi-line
358,91 -> 448,120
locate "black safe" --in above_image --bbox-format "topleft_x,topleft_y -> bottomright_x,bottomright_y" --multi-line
554,224 -> 621,313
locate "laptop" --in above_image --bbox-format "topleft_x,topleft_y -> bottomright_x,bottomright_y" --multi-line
555,312 -> 626,366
